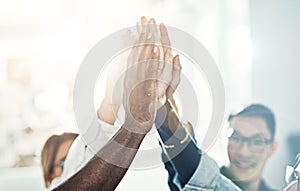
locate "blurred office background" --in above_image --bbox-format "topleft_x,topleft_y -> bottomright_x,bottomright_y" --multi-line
0,0 -> 299,190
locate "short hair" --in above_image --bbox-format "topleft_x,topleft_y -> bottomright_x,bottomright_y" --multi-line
41,133 -> 78,187
228,104 -> 276,141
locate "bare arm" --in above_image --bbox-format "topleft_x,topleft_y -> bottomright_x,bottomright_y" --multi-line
53,17 -> 173,191
54,122 -> 147,191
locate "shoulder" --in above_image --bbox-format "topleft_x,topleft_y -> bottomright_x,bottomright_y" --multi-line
219,165 -> 235,181
260,179 -> 279,191
183,154 -> 241,191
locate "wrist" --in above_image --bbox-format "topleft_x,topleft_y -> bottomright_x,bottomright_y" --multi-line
123,115 -> 153,135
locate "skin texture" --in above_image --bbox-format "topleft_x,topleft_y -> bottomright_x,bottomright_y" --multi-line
53,127 -> 147,191
227,116 -> 278,191
53,17 -> 181,191
97,19 -> 181,126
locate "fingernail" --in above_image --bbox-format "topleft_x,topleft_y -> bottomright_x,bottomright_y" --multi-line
141,16 -> 147,23
149,18 -> 155,23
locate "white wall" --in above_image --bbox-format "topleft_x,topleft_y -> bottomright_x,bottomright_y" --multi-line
250,0 -> 300,189
0,166 -> 44,191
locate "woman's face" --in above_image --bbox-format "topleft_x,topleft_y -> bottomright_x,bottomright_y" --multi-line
49,139 -> 74,182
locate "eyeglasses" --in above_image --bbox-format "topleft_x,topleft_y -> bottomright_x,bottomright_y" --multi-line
228,133 -> 273,153
50,160 -> 65,173
53,160 -> 65,168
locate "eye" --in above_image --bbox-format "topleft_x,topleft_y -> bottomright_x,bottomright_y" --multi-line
229,136 -> 240,142
251,138 -> 264,146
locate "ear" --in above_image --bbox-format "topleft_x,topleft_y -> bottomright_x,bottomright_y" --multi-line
267,139 -> 279,157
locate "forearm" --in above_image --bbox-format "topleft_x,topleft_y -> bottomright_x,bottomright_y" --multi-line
158,126 -> 201,188
156,102 -> 201,188
53,125 -> 146,191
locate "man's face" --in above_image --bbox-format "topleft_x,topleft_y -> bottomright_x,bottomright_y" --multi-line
227,116 -> 274,183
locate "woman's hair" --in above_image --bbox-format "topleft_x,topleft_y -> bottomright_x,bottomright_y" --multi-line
41,133 -> 78,187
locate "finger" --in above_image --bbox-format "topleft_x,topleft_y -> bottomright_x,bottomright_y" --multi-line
125,41 -> 143,88
161,48 -> 173,75
136,21 -> 141,35
137,18 -> 159,66
145,46 -> 160,79
148,18 -> 159,44
142,18 -> 156,59
129,35 -> 146,67
160,23 -> 171,54
166,55 -> 181,99
157,48 -> 173,97
158,49 -> 173,85
141,16 -> 148,34
171,55 -> 182,87
124,29 -> 138,59
136,17 -> 150,60
138,22 -> 153,79
172,54 -> 182,79
141,16 -> 147,24
153,46 -> 160,58
148,18 -> 164,66
173,54 -> 181,71
141,18 -> 159,62
127,41 -> 140,67
139,45 -> 154,80
128,20 -> 143,66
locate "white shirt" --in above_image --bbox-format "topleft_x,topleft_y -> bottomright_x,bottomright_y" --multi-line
49,111 -> 169,190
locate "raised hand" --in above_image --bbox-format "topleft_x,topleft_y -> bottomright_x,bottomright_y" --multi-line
123,17 -> 173,134
97,29 -> 137,125
55,17 -> 179,191
158,23 -> 181,113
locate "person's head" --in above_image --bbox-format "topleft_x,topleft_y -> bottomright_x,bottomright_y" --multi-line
227,104 -> 279,183
41,133 -> 78,187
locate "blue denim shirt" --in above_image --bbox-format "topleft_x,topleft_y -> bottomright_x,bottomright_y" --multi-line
182,154 -> 241,191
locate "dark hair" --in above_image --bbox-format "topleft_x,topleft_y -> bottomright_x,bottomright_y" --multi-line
228,104 -> 276,141
41,133 -> 78,187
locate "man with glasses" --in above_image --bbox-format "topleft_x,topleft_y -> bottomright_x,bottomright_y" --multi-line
159,103 -> 279,191
220,104 -> 279,191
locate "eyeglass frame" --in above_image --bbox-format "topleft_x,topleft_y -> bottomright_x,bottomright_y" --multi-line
53,160 -> 65,168
50,160 -> 65,174
228,131 -> 273,153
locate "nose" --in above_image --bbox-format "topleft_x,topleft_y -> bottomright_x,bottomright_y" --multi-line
238,141 -> 252,157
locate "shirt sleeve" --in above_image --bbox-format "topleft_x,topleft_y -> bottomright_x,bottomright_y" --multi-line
182,154 -> 241,191
158,125 -> 201,190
